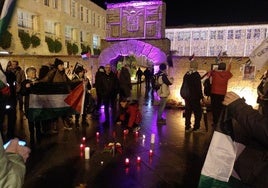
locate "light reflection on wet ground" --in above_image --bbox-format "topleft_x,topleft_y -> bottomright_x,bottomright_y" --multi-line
19,84 -> 214,188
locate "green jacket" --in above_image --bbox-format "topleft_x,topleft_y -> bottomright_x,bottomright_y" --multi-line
0,135 -> 26,188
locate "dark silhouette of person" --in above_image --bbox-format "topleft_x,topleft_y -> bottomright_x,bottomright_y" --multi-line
143,67 -> 151,89
136,67 -> 143,86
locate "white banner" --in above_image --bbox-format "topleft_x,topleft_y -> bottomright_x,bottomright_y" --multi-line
249,37 -> 268,70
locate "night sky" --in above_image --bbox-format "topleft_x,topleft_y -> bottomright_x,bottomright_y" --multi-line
91,0 -> 268,27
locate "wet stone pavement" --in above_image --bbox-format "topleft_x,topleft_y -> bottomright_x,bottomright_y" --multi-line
19,85 -> 214,188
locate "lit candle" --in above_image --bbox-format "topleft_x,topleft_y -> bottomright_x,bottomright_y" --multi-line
100,161 -> 104,166
150,134 -> 155,144
136,156 -> 141,164
149,149 -> 153,157
123,129 -> 128,136
125,158 -> 130,166
142,134 -> 146,139
85,147 -> 90,159
96,132 -> 100,137
135,131 -> 139,137
82,137 -> 86,143
80,144 -> 84,150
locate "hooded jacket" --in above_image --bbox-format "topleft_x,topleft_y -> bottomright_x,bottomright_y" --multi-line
157,71 -> 174,98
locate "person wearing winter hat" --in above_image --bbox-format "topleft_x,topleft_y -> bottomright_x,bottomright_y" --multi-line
156,63 -> 174,124
181,60 -> 204,132
39,58 -> 73,131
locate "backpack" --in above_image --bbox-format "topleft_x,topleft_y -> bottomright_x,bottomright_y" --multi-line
203,77 -> 211,97
180,76 -> 190,99
152,73 -> 161,91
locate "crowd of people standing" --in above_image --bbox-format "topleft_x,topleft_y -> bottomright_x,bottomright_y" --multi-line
1,55 -> 268,187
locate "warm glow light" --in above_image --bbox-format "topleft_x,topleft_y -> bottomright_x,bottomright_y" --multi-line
137,156 -> 141,164
149,149 -> 153,157
125,158 -> 130,166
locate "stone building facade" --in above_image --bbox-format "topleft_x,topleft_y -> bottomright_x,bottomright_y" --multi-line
2,0 -> 106,55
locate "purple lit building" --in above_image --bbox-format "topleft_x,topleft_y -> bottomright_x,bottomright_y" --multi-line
99,0 -> 170,66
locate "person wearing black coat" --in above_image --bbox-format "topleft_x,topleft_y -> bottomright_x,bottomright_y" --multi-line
94,66 -> 105,112
101,64 -> 119,125
223,91 -> 268,187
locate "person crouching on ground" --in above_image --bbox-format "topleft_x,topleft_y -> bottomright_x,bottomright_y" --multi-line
116,98 -> 142,132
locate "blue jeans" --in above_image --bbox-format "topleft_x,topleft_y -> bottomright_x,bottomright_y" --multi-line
157,97 -> 167,120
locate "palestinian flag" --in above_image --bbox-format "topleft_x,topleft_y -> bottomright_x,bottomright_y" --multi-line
27,82 -> 81,121
198,108 -> 246,188
0,0 -> 17,37
64,81 -> 85,114
81,51 -> 90,60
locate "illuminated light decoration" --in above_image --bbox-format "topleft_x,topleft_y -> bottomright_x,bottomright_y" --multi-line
98,40 -> 167,66
107,1 -> 163,9
165,24 -> 268,57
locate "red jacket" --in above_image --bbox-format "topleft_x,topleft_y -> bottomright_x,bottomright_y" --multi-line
119,103 -> 142,128
210,66 -> 233,95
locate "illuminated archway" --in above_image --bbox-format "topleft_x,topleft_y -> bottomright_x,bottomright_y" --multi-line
98,40 -> 167,66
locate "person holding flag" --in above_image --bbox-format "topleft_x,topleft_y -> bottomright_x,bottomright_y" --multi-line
199,91 -> 268,187
71,66 -> 91,127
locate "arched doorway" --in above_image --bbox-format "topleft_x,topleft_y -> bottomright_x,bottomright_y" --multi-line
98,40 -> 167,66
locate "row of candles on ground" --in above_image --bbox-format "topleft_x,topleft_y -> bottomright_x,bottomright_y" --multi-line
80,132 -> 156,160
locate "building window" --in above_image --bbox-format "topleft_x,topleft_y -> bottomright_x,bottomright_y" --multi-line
80,6 -> 84,21
88,9 -> 92,24
65,26 -> 72,40
97,15 -> 100,28
246,29 -> 251,39
92,12 -> 95,26
52,0 -> 58,9
235,30 -> 241,39
200,31 -> 207,40
227,30 -> 233,39
17,10 -> 34,29
192,31 -> 200,40
210,31 -> 216,39
254,29 -> 260,39
71,0 -> 76,18
44,20 -> 55,34
85,9 -> 89,23
80,31 -> 86,42
63,0 -> 70,14
93,34 -> 99,49
178,32 -> 190,41
217,30 -> 224,40
44,0 -> 49,6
